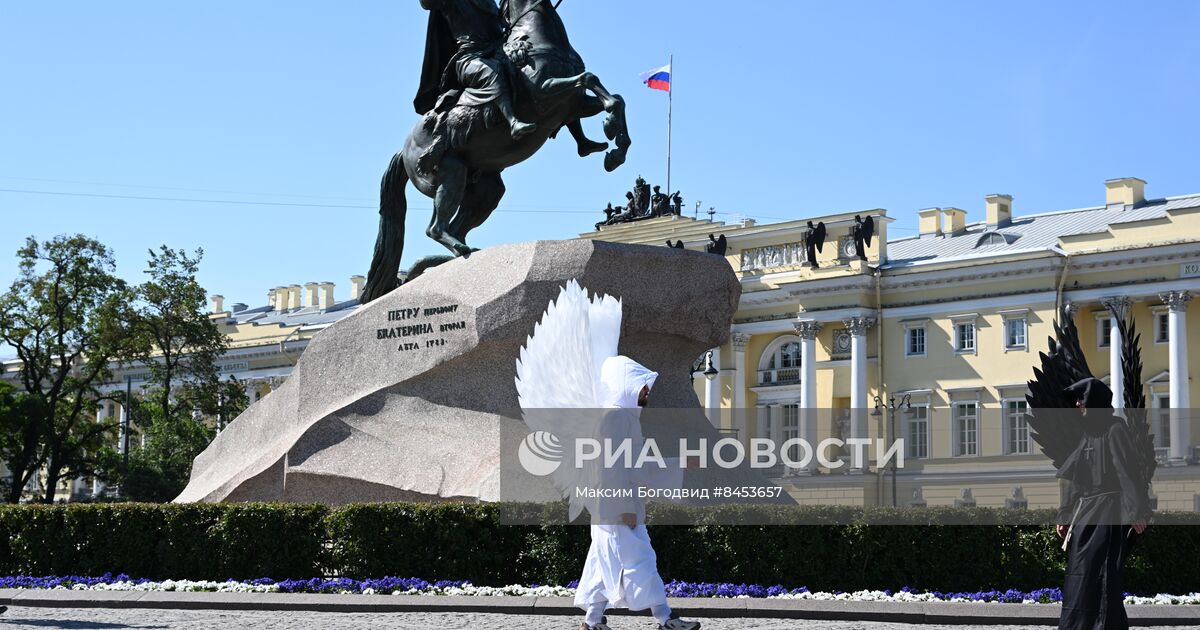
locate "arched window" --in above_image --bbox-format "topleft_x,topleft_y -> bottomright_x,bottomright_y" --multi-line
758,336 -> 802,385
974,231 -> 1017,248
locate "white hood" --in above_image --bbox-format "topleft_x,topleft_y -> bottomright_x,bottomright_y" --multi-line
597,355 -> 658,409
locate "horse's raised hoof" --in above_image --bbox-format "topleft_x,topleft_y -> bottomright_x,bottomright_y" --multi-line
577,139 -> 608,157
604,147 -> 627,173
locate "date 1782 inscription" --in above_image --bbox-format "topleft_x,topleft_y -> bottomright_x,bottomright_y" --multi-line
376,304 -> 465,352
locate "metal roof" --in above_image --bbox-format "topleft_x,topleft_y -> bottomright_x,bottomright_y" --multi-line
227,298 -> 362,328
884,194 -> 1200,269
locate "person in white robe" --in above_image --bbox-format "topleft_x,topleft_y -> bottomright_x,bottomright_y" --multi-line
574,355 -> 701,630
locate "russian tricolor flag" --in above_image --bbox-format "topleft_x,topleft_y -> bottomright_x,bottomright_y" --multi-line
640,63 -> 671,92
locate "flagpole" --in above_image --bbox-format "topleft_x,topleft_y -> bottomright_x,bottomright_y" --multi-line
666,54 -> 673,203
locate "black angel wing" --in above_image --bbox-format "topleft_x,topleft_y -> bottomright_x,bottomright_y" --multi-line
862,216 -> 875,247
813,222 -> 827,252
1025,305 -> 1094,468
1112,312 -> 1147,410
1112,308 -> 1157,489
716,234 -> 727,254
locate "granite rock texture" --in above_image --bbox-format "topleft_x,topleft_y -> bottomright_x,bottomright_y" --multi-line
176,240 -> 741,504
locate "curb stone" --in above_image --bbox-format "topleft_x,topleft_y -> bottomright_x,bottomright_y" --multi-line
0,590 -> 1197,626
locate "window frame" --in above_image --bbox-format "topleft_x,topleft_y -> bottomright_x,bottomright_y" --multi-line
905,404 -> 930,459
999,309 -> 1029,352
955,321 -> 977,354
1096,314 -> 1112,348
1153,309 -> 1169,345
953,401 -> 980,457
949,313 -> 979,355
758,335 -> 803,385
903,320 -> 928,358
1152,392 -> 1171,451
1002,398 -> 1031,455
1005,317 -> 1027,349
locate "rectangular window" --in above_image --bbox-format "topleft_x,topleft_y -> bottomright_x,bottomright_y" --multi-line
1098,317 -> 1111,347
1005,318 -> 1027,349
1153,393 -> 1171,451
782,404 -> 801,463
906,406 -> 929,459
956,322 -> 976,352
954,402 -> 978,456
906,326 -> 926,356
1156,313 -> 1169,344
1004,399 -> 1030,454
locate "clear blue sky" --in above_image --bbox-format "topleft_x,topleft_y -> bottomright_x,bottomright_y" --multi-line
2,1 -> 1199,310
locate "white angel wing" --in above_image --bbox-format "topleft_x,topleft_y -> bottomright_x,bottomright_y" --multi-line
515,279 -> 609,409
514,280 -> 623,521
587,290 -> 622,404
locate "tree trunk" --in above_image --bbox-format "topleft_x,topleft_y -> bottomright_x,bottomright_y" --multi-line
6,475 -> 25,503
40,452 -> 62,504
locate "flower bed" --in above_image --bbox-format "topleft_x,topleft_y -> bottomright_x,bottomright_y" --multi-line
2,575 -> 1198,605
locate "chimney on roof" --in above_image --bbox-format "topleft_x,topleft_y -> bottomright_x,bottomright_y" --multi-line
318,282 -> 335,310
942,207 -> 967,235
918,208 -> 943,237
287,285 -> 302,311
209,294 -> 224,313
350,275 -> 366,302
304,282 -> 320,308
272,287 -> 287,313
1105,177 -> 1146,207
985,194 -> 1012,229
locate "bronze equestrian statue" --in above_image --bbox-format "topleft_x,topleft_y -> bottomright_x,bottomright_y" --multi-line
362,0 -> 630,303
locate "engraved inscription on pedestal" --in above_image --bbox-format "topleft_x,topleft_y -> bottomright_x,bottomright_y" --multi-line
378,304 -> 466,352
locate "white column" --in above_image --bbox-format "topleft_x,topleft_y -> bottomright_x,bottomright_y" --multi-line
795,320 -> 823,474
116,401 -> 127,457
1161,291 -> 1192,463
844,316 -> 874,472
731,332 -> 750,443
1101,296 -> 1130,410
92,404 -> 109,497
244,380 -> 258,404
704,347 -> 722,428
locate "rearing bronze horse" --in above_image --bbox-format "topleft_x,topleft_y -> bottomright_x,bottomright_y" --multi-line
362,0 -> 630,303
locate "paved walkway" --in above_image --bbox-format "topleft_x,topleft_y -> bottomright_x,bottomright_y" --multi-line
0,608 -> 1188,630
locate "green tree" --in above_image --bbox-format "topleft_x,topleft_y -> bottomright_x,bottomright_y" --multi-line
0,235 -> 132,503
121,246 -> 243,501
0,382 -> 37,500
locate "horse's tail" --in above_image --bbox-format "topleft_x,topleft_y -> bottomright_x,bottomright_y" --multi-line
361,152 -> 408,304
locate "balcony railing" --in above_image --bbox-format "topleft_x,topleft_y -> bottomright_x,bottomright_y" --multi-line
758,368 -> 800,386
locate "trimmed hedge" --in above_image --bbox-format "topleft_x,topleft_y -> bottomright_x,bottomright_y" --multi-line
1,503 -> 1198,594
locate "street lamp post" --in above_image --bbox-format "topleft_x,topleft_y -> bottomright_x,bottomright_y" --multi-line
872,393 -> 911,507
703,351 -> 719,382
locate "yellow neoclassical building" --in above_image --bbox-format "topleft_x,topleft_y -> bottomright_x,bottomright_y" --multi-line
579,177 -> 1200,512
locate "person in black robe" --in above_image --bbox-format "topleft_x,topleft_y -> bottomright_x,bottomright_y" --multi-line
1054,378 -> 1150,630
